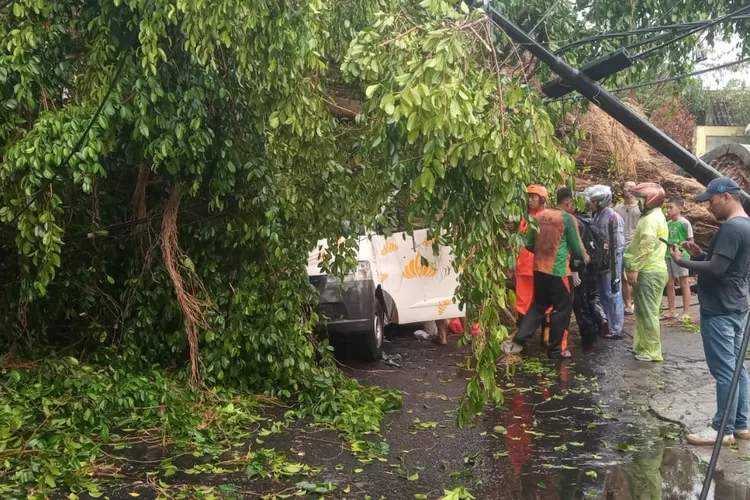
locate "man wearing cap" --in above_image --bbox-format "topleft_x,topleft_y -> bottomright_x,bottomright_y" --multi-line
515,185 -> 551,343
669,177 -> 750,446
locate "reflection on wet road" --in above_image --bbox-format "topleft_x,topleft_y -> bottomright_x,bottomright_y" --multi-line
336,330 -> 746,500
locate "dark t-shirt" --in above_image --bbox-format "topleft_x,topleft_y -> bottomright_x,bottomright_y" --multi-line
697,216 -> 750,316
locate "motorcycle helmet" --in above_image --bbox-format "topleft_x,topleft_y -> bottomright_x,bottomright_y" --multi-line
584,184 -> 613,208
527,184 -> 548,201
630,182 -> 666,210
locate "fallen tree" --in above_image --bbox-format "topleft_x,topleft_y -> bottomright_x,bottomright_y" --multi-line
2,0 -> 750,495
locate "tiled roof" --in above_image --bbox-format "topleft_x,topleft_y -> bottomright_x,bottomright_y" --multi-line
703,97 -> 749,127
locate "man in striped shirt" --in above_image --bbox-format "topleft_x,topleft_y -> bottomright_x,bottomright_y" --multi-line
503,187 -> 589,359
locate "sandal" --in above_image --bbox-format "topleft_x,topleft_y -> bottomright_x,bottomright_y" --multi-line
550,350 -> 572,360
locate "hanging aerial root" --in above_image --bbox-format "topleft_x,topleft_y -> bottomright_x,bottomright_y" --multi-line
132,163 -> 153,256
161,184 -> 210,384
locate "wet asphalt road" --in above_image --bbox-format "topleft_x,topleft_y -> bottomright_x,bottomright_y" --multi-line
86,302 -> 750,500
327,328 -> 705,500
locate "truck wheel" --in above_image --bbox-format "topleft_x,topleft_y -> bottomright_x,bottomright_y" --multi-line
362,302 -> 384,361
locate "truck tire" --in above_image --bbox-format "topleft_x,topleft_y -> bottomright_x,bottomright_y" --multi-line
362,301 -> 384,361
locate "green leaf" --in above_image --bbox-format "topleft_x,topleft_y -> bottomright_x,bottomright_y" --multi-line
183,257 -> 195,271
407,113 -> 418,132
449,100 -> 460,118
419,169 -> 435,193
365,84 -> 380,98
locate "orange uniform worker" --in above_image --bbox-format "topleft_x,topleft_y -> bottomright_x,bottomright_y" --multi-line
515,185 -> 552,343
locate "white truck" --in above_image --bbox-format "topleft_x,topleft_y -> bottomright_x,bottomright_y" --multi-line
306,229 -> 464,360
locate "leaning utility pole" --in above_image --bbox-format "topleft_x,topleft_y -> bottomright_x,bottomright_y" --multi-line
474,1 -> 750,210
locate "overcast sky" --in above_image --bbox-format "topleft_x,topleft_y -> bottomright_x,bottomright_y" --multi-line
696,35 -> 750,89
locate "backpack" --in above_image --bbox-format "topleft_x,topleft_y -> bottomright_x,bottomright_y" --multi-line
577,216 -> 611,272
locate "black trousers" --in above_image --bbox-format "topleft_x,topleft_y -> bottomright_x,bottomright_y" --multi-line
515,272 -> 574,358
572,270 -> 606,346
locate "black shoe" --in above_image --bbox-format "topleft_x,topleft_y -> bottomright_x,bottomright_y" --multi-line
601,333 -> 622,340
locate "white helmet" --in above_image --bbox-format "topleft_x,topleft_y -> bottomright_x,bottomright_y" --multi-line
585,185 -> 613,207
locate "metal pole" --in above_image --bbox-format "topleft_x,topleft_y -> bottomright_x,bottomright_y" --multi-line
476,1 -> 750,211
699,311 -> 750,500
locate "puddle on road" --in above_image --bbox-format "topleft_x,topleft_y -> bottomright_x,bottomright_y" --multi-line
470,351 -> 745,500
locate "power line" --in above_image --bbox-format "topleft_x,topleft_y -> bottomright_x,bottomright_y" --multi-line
611,56 -> 750,93
529,0 -> 564,36
554,15 -> 750,55
7,38 -> 133,226
634,4 -> 750,60
657,0 -> 689,24
69,207 -> 240,241
622,30 -> 678,52
544,56 -> 750,103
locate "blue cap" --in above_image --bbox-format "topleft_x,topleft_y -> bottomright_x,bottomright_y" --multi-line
695,177 -> 741,202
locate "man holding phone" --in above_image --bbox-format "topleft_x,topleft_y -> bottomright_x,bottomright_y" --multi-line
670,177 -> 750,446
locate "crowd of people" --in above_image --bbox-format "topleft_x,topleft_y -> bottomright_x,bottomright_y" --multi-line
500,177 -> 750,447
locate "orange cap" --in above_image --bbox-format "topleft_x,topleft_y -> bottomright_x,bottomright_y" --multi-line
527,185 -> 548,200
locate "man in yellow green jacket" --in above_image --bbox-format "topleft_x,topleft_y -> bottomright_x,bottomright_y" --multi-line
624,183 -> 669,362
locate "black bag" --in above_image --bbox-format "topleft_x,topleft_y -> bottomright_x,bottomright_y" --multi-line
578,217 -> 611,273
